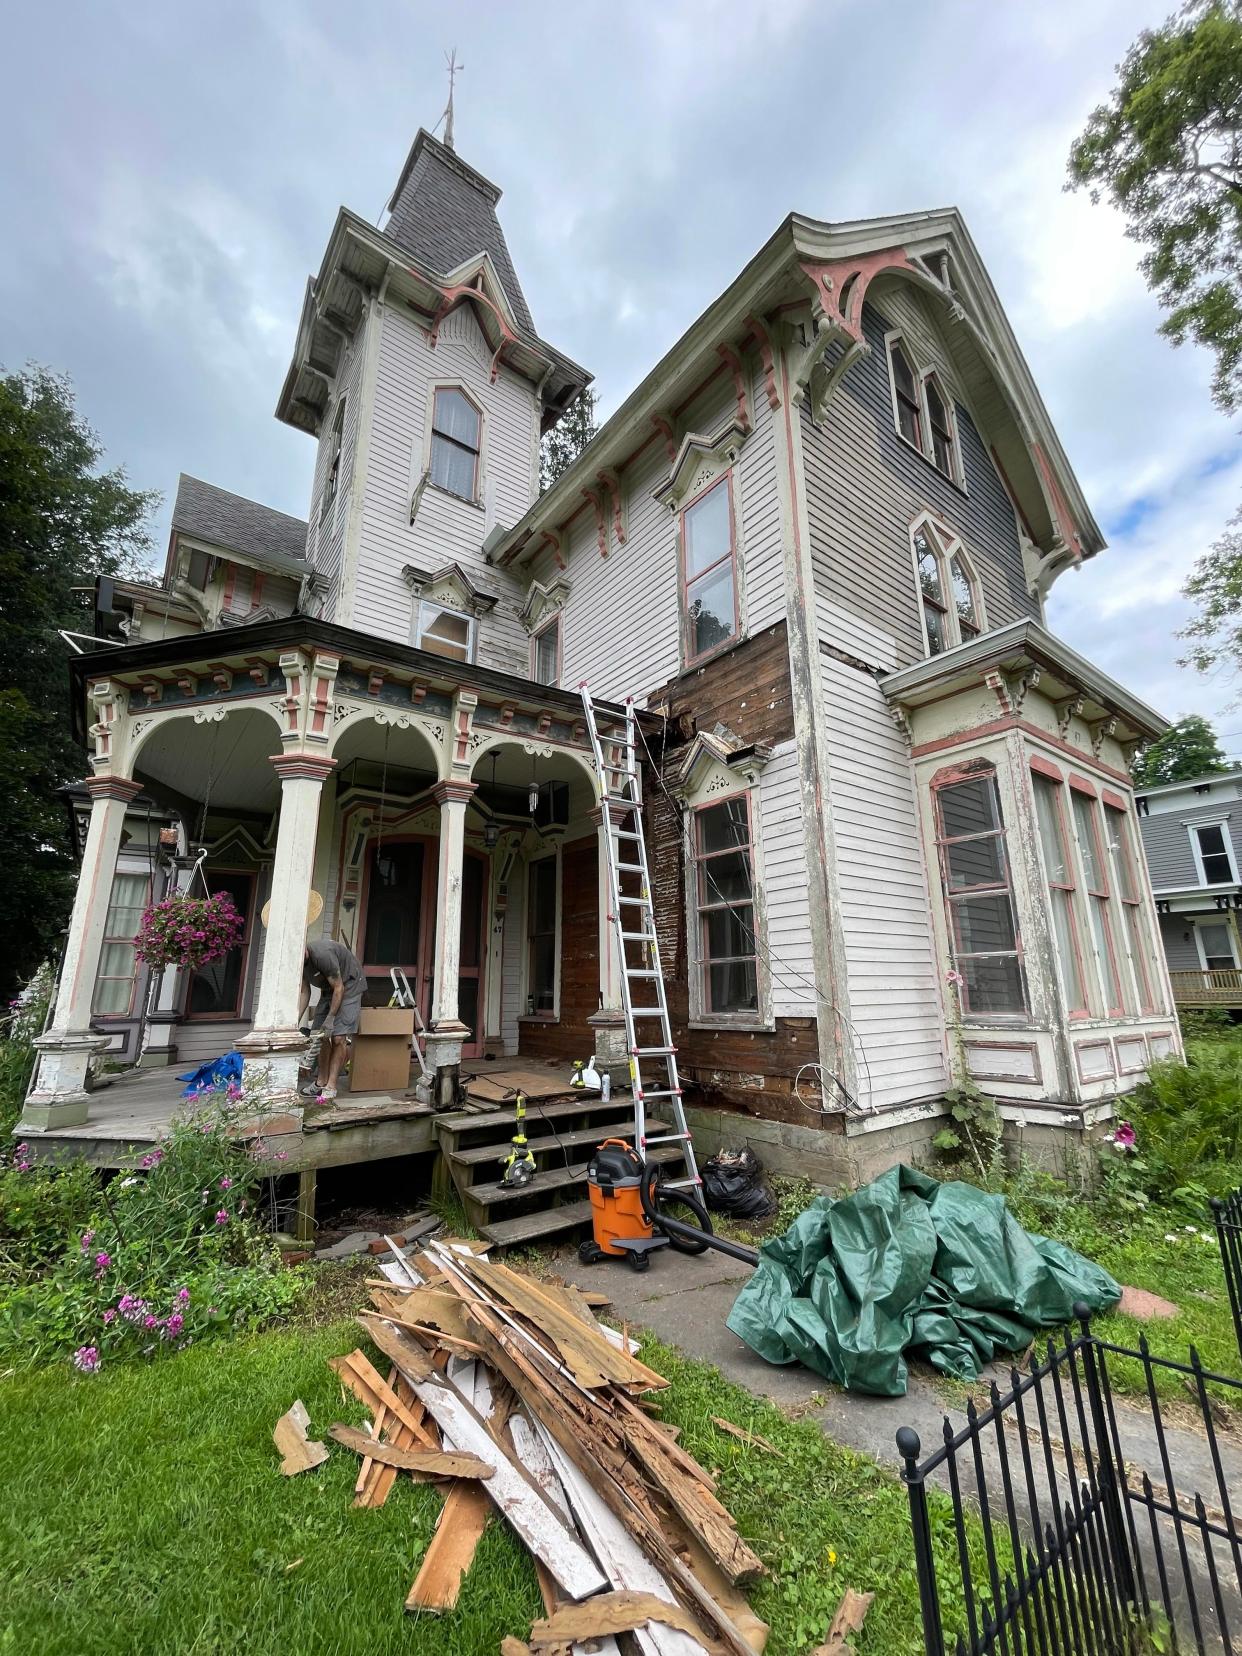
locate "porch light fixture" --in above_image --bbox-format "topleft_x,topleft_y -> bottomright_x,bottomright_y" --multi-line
529,752 -> 539,817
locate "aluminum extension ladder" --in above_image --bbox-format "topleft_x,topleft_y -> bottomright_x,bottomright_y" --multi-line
579,687 -> 702,1196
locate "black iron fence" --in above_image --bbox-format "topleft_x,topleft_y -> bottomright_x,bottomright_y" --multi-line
1211,1191 -> 1242,1367
898,1305 -> 1242,1655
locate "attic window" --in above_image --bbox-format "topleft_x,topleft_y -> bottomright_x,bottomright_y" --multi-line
889,341 -> 922,448
430,388 -> 481,501
924,376 -> 958,481
912,514 -> 983,657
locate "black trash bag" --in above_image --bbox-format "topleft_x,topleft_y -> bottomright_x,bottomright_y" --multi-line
701,1147 -> 776,1219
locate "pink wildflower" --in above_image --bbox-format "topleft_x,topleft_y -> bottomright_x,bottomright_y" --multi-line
72,1346 -> 101,1375
94,1251 -> 111,1278
176,1287 -> 190,1305
118,1294 -> 147,1322
275,1151 -> 288,1162
945,970 -> 965,988
144,1314 -> 159,1329
215,1209 -> 230,1226
1113,1120 -> 1136,1149
101,1309 -> 116,1326
218,1176 -> 232,1191
79,1230 -> 95,1254
162,1313 -> 185,1341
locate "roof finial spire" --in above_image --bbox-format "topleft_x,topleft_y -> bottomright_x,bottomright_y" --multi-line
437,47 -> 463,151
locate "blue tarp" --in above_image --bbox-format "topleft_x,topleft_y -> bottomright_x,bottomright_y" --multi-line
176,1051 -> 244,1098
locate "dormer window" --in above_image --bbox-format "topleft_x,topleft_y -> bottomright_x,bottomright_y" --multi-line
415,599 -> 475,663
430,387 -> 481,501
889,341 -> 923,448
911,514 -> 983,657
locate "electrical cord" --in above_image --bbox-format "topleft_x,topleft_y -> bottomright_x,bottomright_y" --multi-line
631,713 -> 875,1115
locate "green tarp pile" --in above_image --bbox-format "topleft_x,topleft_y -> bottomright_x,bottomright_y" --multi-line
726,1164 -> 1120,1397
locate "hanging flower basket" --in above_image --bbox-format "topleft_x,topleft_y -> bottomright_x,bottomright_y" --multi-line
134,892 -> 245,972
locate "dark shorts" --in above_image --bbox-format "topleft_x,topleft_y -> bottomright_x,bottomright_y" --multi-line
313,986 -> 364,1037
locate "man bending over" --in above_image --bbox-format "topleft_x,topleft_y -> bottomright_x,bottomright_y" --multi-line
299,938 -> 366,1100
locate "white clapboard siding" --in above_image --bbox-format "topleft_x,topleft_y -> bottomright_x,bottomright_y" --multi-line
736,356 -> 785,633
758,742 -> 816,1017
174,1021 -> 248,1065
820,650 -> 947,1109
349,302 -> 536,669
311,330 -> 367,619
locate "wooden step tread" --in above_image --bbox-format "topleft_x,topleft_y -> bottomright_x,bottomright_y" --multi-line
449,1120 -> 670,1168
466,1146 -> 683,1209
480,1199 -> 595,1249
435,1095 -> 633,1139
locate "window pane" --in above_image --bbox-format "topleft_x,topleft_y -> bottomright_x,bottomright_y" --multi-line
925,379 -> 946,428
705,905 -> 754,961
419,603 -> 472,662
364,842 -> 424,966
1033,778 -> 1071,884
1089,899 -> 1122,1008
1203,851 -> 1233,883
1105,809 -> 1137,901
938,776 -> 999,839
684,482 -> 731,578
1050,888 -> 1085,1008
949,557 -> 976,629
430,432 -> 476,498
687,562 -> 736,657
697,798 -> 750,854
432,388 -> 480,448
916,533 -> 943,602
529,859 -> 557,933
1072,795 -> 1103,889
897,399 -> 921,446
891,346 -> 917,401
945,834 -> 1004,890
698,849 -> 753,905
95,942 -> 135,987
924,602 -> 946,655
534,622 -> 559,685
529,936 -> 556,1010
1198,824 -> 1226,856
106,873 -> 148,934
961,954 -> 1025,1015
709,958 -> 758,1013
952,893 -> 1017,955
1200,923 -> 1235,970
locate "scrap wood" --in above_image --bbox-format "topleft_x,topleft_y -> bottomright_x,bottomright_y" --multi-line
356,1367 -> 418,1509
810,1588 -> 874,1656
710,1418 -> 783,1458
272,1400 -> 329,1476
328,1424 -> 494,1479
405,1481 -> 492,1614
524,1591 -> 724,1652
328,1349 -> 438,1449
354,1362 -> 394,1501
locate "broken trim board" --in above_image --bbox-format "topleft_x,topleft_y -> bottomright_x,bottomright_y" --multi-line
328,1425 -> 493,1479
272,1400 -> 328,1476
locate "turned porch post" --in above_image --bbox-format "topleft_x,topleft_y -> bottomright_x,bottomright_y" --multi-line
427,779 -> 477,1106
22,775 -> 143,1129
236,752 -> 335,1100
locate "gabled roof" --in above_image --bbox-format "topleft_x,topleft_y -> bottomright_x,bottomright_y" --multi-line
385,129 -> 535,335
171,475 -> 308,572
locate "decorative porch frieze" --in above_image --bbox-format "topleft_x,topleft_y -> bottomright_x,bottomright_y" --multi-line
449,688 -> 478,780
277,649 -> 310,748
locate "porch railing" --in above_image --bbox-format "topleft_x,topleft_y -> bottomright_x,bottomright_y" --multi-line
897,1306 -> 1242,1655
1169,968 -> 1242,1007
1212,1190 -> 1242,1368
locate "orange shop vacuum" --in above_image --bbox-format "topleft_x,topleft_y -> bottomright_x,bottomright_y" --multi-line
579,1139 -> 670,1272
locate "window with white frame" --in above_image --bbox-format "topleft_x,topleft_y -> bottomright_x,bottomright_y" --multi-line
429,386 -> 481,501
886,333 -> 962,483
692,794 -> 759,1015
1104,802 -> 1157,1013
93,871 -> 149,1015
531,615 -> 560,687
1031,771 -> 1089,1015
414,600 -> 475,663
933,766 -> 1027,1015
681,475 -> 738,665
1070,787 -> 1125,1015
526,855 -> 558,1014
321,398 -> 345,520
1190,820 -> 1237,886
912,516 -> 982,657
1196,919 -> 1239,972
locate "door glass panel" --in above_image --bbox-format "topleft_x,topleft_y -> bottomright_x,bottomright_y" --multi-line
364,842 -> 424,967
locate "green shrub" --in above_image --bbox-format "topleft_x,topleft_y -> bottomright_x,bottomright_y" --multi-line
0,964 -> 52,1138
1178,1007 -> 1237,1040
0,1152 -> 96,1276
1125,1037 -> 1242,1198
0,1100 -> 305,1373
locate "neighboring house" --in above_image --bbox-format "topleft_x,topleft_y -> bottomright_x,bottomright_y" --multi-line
1137,770 -> 1242,1015
23,127 -> 1180,1183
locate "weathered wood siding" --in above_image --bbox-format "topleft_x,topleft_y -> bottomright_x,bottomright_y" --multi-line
803,290 -> 1036,670
758,740 -> 817,1018
345,301 -> 537,668
820,649 -> 947,1108
308,323 -> 368,613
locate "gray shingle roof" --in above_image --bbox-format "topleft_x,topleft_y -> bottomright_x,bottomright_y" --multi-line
385,129 -> 535,335
171,474 -> 308,568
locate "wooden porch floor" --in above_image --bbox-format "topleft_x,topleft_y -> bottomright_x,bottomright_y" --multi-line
21,1056 -> 579,1173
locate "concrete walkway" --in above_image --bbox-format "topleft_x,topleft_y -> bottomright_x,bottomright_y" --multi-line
558,1244 -> 1242,1642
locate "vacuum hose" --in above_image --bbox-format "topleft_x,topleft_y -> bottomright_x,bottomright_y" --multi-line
638,1162 -> 760,1266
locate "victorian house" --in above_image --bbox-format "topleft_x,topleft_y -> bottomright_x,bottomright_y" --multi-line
23,128 -> 1180,1187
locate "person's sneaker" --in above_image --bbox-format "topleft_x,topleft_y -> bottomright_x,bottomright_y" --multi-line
319,1086 -> 338,1101
298,1080 -> 322,1097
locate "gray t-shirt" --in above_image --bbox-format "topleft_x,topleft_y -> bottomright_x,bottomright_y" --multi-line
303,939 -> 366,998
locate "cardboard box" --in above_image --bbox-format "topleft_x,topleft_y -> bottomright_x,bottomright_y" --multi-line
350,1007 -> 415,1093
358,1007 -> 416,1038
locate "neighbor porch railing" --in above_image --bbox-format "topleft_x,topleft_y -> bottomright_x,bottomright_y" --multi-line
1168,968 -> 1242,1007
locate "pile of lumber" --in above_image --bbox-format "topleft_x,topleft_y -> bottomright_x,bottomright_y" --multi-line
306,1234 -> 771,1654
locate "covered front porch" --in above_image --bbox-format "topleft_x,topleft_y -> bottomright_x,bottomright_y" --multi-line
21,618 -> 634,1135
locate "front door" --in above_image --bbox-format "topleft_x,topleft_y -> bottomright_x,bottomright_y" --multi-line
186,868 -> 257,1020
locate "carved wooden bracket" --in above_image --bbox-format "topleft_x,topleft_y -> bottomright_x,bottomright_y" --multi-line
367,669 -> 385,697
596,468 -> 626,546
985,666 -> 1041,717
245,659 -> 270,687
582,486 -> 609,559
651,413 -> 677,463
209,664 -> 233,693
742,314 -> 781,411
1089,715 -> 1118,758
538,528 -> 567,573
1055,694 -> 1085,739
889,704 -> 915,751
716,343 -> 751,435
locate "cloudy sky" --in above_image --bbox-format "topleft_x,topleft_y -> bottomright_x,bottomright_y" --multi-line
3,1 -> 1239,752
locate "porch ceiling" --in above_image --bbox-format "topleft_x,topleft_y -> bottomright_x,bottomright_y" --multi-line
133,707 -> 283,816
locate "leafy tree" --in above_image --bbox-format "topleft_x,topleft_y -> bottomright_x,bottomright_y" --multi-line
1181,505 -> 1242,676
0,366 -> 157,999
1131,712 -> 1234,785
1068,1 -> 1242,412
540,387 -> 598,492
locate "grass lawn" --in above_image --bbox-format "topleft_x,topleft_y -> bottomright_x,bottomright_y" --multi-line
0,1314 -> 990,1656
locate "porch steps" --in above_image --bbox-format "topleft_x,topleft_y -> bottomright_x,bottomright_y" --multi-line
432,1090 -> 687,1250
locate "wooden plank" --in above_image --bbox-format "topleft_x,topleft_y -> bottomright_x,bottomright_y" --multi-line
328,1349 -> 439,1449
404,1482 -> 492,1614
436,1096 -> 631,1139
810,1588 -> 874,1655
272,1400 -> 328,1476
358,1370 -> 421,1509
525,1593 -> 719,1651
355,1363 -> 394,1502
711,1418 -> 783,1458
402,1370 -> 608,1602
328,1424 -> 493,1479
481,1199 -> 595,1248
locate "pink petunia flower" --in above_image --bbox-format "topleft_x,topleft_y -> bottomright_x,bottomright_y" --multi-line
218,1176 -> 232,1191
215,1209 -> 230,1226
73,1346 -> 101,1374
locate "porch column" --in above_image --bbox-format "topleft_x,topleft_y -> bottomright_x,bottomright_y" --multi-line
138,851 -> 195,1068
236,753 -> 336,1102
22,775 -> 143,1130
427,779 -> 477,1106
586,805 -> 628,1077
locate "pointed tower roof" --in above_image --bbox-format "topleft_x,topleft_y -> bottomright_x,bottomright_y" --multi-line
384,129 -> 535,334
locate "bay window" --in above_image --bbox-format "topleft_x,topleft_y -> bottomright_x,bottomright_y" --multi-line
1070,787 -> 1124,1015
933,767 -> 1027,1015
1031,772 -> 1089,1015
693,795 -> 758,1015
681,475 -> 738,665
